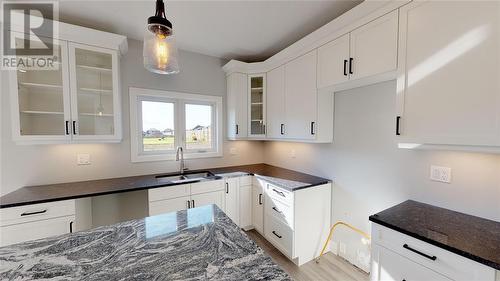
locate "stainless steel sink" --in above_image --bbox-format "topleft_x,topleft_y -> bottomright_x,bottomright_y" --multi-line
156,171 -> 216,184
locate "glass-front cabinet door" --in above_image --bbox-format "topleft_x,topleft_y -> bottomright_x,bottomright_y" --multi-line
9,34 -> 72,142
68,43 -> 121,141
248,74 -> 266,137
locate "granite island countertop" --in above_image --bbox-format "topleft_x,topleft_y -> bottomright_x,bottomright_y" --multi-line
0,204 -> 291,280
0,163 -> 331,208
369,200 -> 500,270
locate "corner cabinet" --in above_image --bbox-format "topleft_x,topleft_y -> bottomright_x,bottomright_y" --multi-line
248,74 -> 266,138
396,1 -> 500,149
8,20 -> 126,144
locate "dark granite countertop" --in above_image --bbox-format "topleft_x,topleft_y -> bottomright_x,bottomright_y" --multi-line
369,200 -> 500,270
0,204 -> 291,280
0,163 -> 330,208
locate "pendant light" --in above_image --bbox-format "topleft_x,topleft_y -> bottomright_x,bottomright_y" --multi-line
143,0 -> 179,74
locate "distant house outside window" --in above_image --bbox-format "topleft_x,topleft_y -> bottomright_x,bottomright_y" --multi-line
130,88 -> 222,162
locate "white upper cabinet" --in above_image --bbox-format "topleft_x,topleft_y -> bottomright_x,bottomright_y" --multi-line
349,10 -> 399,81
397,1 -> 500,147
68,43 -> 121,142
8,18 -> 126,144
248,74 -> 266,138
226,72 -> 248,139
285,50 -> 318,140
9,35 -> 72,143
266,66 -> 286,139
317,34 -> 350,88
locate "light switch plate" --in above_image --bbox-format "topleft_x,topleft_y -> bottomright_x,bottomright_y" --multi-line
77,153 -> 91,165
430,165 -> 451,183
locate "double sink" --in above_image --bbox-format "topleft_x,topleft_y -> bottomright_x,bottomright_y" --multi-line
155,171 -> 221,185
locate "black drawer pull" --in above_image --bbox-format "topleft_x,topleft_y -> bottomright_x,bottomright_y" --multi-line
225,182 -> 229,194
21,209 -> 47,216
280,124 -> 284,135
396,116 -> 401,136
272,189 -> 285,197
349,57 -> 354,74
310,121 -> 315,135
272,206 -> 282,213
236,124 -> 239,135
72,121 -> 77,135
69,221 -> 74,233
191,200 -> 195,208
272,231 -> 282,239
187,200 -> 191,209
403,244 -> 437,261
343,59 -> 348,76
258,194 -> 263,205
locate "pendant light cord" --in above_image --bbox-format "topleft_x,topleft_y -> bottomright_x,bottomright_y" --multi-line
155,0 -> 166,18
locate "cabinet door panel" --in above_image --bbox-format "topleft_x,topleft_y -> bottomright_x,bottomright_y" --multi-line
239,185 -> 252,229
398,1 -> 500,146
191,191 -> 224,211
266,66 -> 286,139
224,178 -> 240,225
317,34 -> 350,88
252,184 -> 264,234
149,196 -> 190,216
248,75 -> 266,137
227,73 -> 248,139
10,34 -> 71,142
350,10 -> 398,80
0,216 -> 75,247
68,42 -> 121,141
285,50 -> 318,140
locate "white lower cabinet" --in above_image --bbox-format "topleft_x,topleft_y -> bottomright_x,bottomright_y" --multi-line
252,179 -> 265,234
148,180 -> 225,217
0,200 -> 77,246
224,177 -> 240,225
238,177 -> 253,230
371,224 -> 496,281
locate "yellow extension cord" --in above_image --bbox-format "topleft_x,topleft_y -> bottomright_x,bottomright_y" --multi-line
315,221 -> 371,263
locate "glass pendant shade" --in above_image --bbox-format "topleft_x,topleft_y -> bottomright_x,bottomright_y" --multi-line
143,0 -> 179,75
143,30 -> 179,74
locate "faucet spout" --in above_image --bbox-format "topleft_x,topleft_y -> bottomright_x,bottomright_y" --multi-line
175,146 -> 185,174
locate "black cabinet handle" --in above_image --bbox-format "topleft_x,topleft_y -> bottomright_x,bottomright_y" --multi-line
343,59 -> 348,76
21,209 -> 47,216
72,121 -> 77,135
236,124 -> 239,135
187,200 -> 191,209
226,182 -> 229,194
280,124 -> 285,135
349,58 -> 354,74
258,194 -> 263,205
403,244 -> 437,261
69,221 -> 74,233
311,122 -> 315,135
272,231 -> 282,239
396,116 -> 401,136
272,206 -> 282,213
272,189 -> 285,197
191,200 -> 195,208
65,121 -> 70,135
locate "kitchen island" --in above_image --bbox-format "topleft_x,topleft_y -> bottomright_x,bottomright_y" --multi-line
0,205 -> 291,280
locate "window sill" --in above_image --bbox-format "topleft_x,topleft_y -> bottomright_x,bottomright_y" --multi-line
131,151 -> 223,163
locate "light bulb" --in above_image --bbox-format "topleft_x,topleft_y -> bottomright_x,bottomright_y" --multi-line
156,37 -> 169,69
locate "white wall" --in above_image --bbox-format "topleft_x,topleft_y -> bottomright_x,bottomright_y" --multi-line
264,81 -> 500,271
1,39 -> 264,225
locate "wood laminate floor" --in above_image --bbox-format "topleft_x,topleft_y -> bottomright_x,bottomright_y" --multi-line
246,230 -> 370,281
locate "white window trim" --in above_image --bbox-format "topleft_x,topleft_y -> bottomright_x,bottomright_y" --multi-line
129,87 -> 223,163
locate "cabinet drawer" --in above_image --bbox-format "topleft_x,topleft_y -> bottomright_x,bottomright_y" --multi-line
148,184 -> 190,202
372,244 -> 452,281
265,215 -> 293,258
149,196 -> 191,216
0,215 -> 75,247
265,196 -> 294,229
372,224 -> 495,281
265,183 -> 293,206
191,180 -> 224,195
0,200 -> 75,226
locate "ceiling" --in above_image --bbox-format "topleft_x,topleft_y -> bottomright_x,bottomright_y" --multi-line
51,0 -> 362,62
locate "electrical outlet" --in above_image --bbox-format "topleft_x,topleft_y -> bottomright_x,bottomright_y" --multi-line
229,147 -> 237,155
77,153 -> 91,165
289,149 -> 296,158
430,165 -> 451,183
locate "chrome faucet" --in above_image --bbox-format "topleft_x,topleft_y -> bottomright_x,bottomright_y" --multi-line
175,146 -> 186,174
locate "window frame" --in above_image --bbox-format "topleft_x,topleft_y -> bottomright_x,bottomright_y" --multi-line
130,87 -> 223,162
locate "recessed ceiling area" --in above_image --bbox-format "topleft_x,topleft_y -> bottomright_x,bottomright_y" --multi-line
51,0 -> 362,62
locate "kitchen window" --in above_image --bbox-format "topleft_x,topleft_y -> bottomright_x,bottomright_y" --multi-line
130,87 -> 222,162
